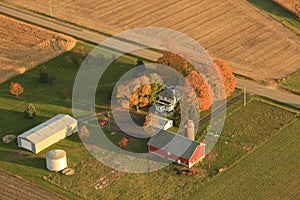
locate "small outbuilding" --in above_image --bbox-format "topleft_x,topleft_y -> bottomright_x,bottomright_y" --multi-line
17,114 -> 78,154
147,131 -> 206,168
46,149 -> 67,171
149,115 -> 173,130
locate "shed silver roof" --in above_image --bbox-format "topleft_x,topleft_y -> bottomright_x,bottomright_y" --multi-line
18,114 -> 77,144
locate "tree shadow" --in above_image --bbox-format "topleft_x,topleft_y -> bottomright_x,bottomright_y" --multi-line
1,150 -> 46,170
249,0 -> 300,19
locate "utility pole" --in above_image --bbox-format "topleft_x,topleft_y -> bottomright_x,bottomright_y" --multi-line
48,1 -> 53,18
244,86 -> 247,107
124,25 -> 128,40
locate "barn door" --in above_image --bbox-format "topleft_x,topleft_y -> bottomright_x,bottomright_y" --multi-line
21,139 -> 32,151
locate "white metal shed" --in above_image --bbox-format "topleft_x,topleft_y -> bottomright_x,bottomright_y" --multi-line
17,114 -> 78,154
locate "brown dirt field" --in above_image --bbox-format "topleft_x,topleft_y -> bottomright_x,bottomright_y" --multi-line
3,0 -> 300,81
0,14 -> 75,84
273,0 -> 300,17
0,169 -> 68,200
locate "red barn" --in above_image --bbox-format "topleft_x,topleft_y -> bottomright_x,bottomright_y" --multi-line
147,131 -> 206,168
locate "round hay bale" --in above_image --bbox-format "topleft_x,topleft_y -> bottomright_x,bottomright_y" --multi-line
2,135 -> 16,144
62,168 -> 75,176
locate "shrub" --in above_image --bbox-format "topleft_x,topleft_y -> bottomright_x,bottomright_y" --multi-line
65,55 -> 73,67
39,66 -> 48,83
118,138 -> 129,149
61,87 -> 72,99
9,82 -> 24,96
79,125 -> 90,139
135,59 -> 144,67
24,103 -> 36,119
76,57 -> 83,66
39,66 -> 55,84
74,45 -> 85,55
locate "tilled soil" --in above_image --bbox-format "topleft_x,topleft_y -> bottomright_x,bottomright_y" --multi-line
0,169 -> 68,200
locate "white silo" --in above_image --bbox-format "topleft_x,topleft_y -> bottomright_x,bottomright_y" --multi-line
185,120 -> 195,140
46,149 -> 67,171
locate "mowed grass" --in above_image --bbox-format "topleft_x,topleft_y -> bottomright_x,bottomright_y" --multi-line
248,0 -> 300,34
190,119 -> 300,200
280,70 -> 300,93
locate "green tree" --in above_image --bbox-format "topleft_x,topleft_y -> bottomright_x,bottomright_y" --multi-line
39,66 -> 48,83
65,55 -> 73,67
148,73 -> 165,105
24,103 -> 36,119
39,66 -> 55,84
135,59 -> 144,66
173,103 -> 181,127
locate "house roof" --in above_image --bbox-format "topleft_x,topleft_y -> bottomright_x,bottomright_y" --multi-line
158,90 -> 175,100
18,114 -> 77,144
147,130 -> 202,160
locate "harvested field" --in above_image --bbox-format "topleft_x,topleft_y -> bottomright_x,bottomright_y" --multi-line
273,0 -> 300,17
0,169 -> 68,200
3,0 -> 300,81
0,14 -> 75,84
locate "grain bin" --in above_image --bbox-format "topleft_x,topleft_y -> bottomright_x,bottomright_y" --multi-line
46,149 -> 67,171
185,120 -> 195,140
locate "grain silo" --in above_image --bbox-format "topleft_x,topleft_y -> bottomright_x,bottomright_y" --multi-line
185,120 -> 195,140
46,149 -> 67,171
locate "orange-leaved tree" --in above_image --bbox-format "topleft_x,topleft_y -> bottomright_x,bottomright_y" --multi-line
116,76 -> 152,110
185,70 -> 211,112
10,82 -> 24,96
157,51 -> 236,112
157,51 -> 193,76
118,138 -> 128,149
214,59 -> 236,97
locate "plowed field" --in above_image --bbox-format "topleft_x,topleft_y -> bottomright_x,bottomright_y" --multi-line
0,170 -> 67,200
0,14 -> 75,84
3,0 -> 300,81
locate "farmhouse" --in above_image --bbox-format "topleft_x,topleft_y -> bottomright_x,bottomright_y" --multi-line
17,114 -> 78,154
147,131 -> 206,168
155,88 -> 180,112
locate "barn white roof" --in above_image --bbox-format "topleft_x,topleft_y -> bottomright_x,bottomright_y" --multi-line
18,114 -> 77,144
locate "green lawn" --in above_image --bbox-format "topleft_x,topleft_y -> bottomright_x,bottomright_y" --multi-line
248,0 -> 300,34
190,119 -> 300,200
280,70 -> 300,93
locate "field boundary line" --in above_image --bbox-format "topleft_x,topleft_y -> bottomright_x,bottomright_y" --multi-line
249,96 -> 300,114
